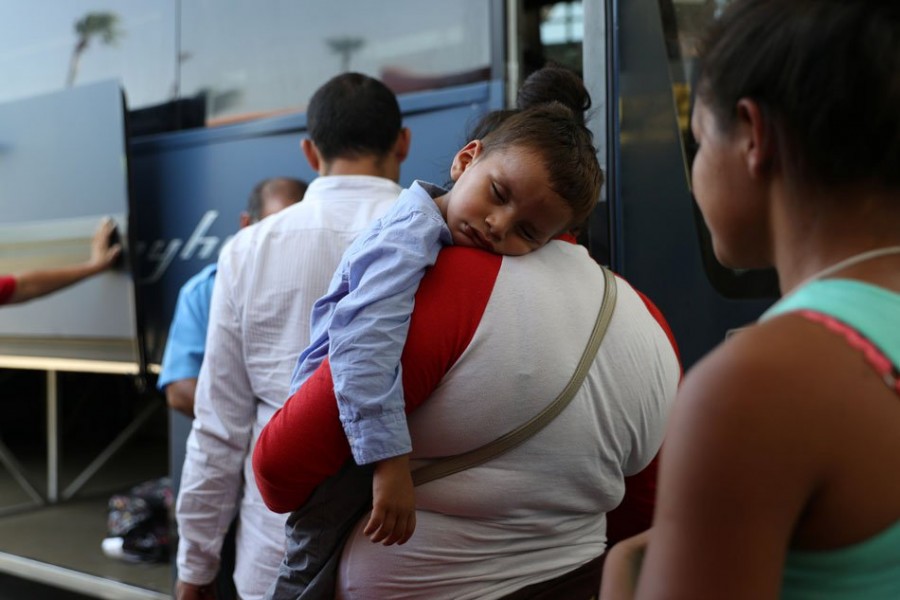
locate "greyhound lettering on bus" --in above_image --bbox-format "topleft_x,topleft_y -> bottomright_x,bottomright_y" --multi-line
135,210 -> 234,284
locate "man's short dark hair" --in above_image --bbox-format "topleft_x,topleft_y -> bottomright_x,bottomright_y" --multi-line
306,73 -> 402,162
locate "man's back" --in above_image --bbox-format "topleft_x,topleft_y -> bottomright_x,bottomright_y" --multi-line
178,175 -> 400,599
175,71 -> 411,600
216,176 -> 403,421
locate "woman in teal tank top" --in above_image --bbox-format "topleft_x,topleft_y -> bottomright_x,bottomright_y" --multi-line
601,1 -> 900,599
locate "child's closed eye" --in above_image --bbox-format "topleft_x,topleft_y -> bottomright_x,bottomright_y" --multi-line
518,226 -> 539,244
491,182 -> 507,204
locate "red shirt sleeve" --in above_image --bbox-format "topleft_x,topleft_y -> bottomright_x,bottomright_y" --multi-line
605,282 -> 682,545
253,248 -> 502,513
0,275 -> 17,305
632,286 -> 682,371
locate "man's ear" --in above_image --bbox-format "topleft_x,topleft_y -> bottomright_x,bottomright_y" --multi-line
393,127 -> 412,163
450,140 -> 483,181
736,98 -> 775,178
239,212 -> 252,229
301,138 -> 323,173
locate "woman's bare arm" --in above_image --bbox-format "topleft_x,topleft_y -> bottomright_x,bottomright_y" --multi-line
9,217 -> 121,304
620,322 -> 825,600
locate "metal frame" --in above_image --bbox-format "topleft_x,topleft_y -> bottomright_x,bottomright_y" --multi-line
0,551 -> 169,600
0,359 -> 160,512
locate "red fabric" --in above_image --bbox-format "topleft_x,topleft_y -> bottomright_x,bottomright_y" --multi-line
606,455 -> 660,546
633,286 -> 682,372
253,248 -> 501,513
798,309 -> 900,395
0,275 -> 16,305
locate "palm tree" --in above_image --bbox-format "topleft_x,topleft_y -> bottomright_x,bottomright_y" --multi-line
66,12 -> 122,88
326,37 -> 365,72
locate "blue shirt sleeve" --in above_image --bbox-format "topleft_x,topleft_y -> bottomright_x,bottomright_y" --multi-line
329,184 -> 452,464
157,265 -> 216,390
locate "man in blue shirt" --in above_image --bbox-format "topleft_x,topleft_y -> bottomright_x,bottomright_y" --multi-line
158,177 -> 307,417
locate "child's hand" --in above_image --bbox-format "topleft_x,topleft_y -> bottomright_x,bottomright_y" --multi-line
364,454 -> 416,546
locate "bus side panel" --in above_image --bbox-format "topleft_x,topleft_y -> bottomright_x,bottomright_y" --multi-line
130,130 -> 311,367
613,0 -> 773,368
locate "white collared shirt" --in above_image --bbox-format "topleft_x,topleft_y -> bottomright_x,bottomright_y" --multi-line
175,175 -> 401,600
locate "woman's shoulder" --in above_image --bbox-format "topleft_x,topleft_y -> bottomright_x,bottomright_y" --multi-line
669,313 -> 853,470
684,314 -> 825,401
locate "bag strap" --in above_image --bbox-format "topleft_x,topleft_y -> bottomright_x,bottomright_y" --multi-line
412,266 -> 618,487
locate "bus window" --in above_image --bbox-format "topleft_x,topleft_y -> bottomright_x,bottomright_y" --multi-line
519,1 -> 584,77
659,0 -> 779,299
0,2 -> 177,111
0,2 -> 495,132
179,0 -> 493,126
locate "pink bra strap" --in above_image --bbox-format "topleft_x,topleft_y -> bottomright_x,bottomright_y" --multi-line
797,309 -> 900,396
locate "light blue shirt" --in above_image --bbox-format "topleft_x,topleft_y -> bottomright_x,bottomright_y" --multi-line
289,181 -> 452,464
158,263 -> 217,389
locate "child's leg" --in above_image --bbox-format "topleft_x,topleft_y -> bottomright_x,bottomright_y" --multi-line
266,461 -> 374,600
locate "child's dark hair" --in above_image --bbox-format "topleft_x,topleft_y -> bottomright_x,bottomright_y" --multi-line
306,73 -> 402,161
697,0 -> 900,190
481,102 -> 603,229
467,109 -> 517,144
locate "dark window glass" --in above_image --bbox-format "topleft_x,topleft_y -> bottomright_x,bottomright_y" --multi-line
539,2 -> 584,72
658,0 -> 779,299
518,0 -> 584,77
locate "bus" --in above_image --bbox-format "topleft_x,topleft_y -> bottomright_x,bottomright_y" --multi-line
0,1 -> 777,597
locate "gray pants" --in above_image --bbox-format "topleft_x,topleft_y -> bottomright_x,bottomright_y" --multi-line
265,461 -> 374,600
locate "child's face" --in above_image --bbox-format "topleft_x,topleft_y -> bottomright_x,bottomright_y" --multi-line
437,142 -> 573,257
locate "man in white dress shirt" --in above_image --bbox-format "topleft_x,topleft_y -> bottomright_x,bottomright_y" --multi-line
174,72 -> 411,600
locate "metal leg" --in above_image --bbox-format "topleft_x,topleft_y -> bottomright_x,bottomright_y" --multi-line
62,401 -> 161,501
4,371 -> 159,507
46,370 -> 59,503
0,438 -> 44,506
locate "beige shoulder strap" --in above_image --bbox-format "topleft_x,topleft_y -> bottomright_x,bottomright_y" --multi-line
412,266 -> 618,487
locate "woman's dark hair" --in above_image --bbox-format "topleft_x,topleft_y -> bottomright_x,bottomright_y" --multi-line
697,0 -> 900,190
480,102 -> 603,229
306,72 -> 402,161
517,63 -> 591,125
466,64 -> 592,141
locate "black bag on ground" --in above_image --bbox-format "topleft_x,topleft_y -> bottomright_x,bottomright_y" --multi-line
104,476 -> 173,564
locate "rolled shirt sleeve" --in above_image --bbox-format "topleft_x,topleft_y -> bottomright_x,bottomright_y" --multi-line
175,249 -> 253,586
